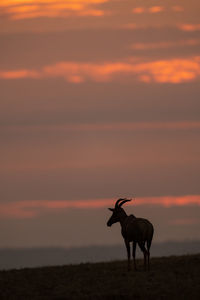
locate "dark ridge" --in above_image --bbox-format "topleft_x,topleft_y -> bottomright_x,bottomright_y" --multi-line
0,254 -> 199,299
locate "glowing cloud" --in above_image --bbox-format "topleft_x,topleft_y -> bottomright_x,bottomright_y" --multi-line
132,5 -> 185,15
132,7 -> 145,14
0,69 -> 39,79
0,0 -> 107,19
1,56 -> 200,84
170,218 -> 200,225
149,6 -> 164,13
132,6 -> 165,14
172,6 -> 184,12
4,121 -> 200,134
0,195 -> 200,218
178,24 -> 200,32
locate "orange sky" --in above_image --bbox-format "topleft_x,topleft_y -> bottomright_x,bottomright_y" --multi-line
0,0 -> 200,247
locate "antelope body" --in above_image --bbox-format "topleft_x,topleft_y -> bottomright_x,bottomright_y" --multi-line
107,198 -> 154,271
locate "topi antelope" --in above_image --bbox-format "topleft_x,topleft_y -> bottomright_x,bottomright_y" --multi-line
107,198 -> 154,271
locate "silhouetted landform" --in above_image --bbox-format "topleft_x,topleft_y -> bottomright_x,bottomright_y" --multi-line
0,240 -> 200,270
0,254 -> 199,299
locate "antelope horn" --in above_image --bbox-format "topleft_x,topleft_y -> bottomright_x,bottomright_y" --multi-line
118,198 -> 132,207
115,198 -> 132,208
115,198 -> 126,208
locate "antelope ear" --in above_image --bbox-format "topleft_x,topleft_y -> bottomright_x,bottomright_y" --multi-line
108,208 -> 114,211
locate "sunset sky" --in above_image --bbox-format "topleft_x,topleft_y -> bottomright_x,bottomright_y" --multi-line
1,0 -> 200,248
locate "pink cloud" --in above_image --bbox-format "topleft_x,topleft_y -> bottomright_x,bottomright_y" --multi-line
0,195 -> 200,219
131,39 -> 200,50
178,24 -> 200,32
1,56 -> 200,84
4,121 -> 200,133
149,6 -> 164,13
0,69 -> 39,79
170,218 -> 200,225
132,6 -> 166,15
0,0 -> 107,20
132,7 -> 145,14
172,6 -> 184,12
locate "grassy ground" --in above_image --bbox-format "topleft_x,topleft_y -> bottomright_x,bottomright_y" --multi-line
0,254 -> 199,299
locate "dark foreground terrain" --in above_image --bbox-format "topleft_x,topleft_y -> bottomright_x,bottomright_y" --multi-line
0,254 -> 199,300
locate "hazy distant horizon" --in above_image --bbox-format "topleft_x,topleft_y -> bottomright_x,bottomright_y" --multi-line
0,240 -> 200,270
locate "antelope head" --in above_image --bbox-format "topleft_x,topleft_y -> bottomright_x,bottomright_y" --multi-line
107,198 -> 132,227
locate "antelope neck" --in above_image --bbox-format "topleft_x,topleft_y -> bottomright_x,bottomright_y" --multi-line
118,210 -> 128,227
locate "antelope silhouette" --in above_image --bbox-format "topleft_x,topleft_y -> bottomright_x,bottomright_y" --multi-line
107,198 -> 154,271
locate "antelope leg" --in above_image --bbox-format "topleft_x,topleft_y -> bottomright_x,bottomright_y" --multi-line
125,239 -> 131,271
